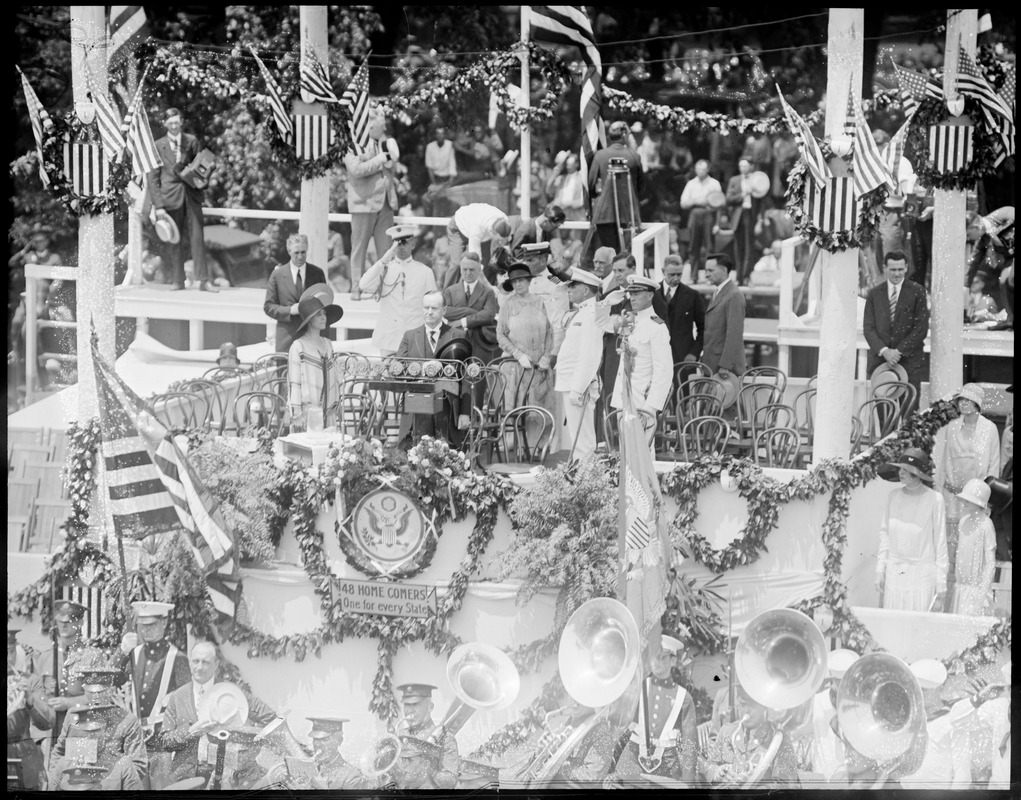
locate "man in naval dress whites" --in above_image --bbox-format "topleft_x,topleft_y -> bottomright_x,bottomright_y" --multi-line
38,599 -> 89,740
554,269 -> 604,461
392,683 -> 459,790
610,633 -> 697,786
115,600 -> 190,789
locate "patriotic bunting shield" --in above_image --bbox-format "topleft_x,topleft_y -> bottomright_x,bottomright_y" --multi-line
91,336 -> 240,619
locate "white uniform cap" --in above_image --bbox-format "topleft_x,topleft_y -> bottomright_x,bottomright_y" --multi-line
625,274 -> 659,292
660,635 -> 684,654
132,601 -> 175,619
909,658 -> 948,690
568,270 -> 602,290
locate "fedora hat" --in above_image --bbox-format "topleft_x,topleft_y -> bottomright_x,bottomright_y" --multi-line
198,682 -> 250,727
151,211 -> 180,245
436,336 -> 472,362
296,284 -> 343,334
501,263 -> 535,292
879,447 -> 934,484
957,478 -> 991,508
749,171 -> 771,198
871,360 -> 908,392
707,190 -> 727,209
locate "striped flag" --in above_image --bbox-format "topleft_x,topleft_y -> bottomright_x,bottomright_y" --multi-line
999,64 -> 1015,112
956,47 -> 1013,122
881,119 -> 912,190
16,66 -> 54,187
63,141 -> 107,197
843,86 -> 857,139
299,55 -> 339,104
58,582 -> 107,642
339,57 -> 371,152
291,113 -> 336,160
893,62 -> 943,117
108,5 -> 148,69
928,122 -> 974,173
91,337 -> 240,619
849,95 -> 894,195
616,338 -> 669,638
776,86 -> 830,184
118,66 -> 162,177
805,177 -> 857,233
85,72 -> 127,161
248,46 -> 293,144
528,6 -> 603,202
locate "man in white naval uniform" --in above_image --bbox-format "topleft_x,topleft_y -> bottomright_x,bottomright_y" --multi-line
554,269 -> 604,461
359,225 -> 438,355
599,274 -> 673,416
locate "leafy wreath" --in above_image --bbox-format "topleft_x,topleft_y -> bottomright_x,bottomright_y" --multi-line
784,141 -> 888,253
262,91 -> 354,180
40,114 -> 133,217
904,95 -> 1001,192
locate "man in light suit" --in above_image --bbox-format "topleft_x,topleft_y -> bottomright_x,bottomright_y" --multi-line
147,107 -> 216,292
159,641 -> 277,784
725,158 -> 767,285
863,251 -> 929,411
555,270 -> 605,461
654,254 -> 706,366
701,253 -> 746,378
344,111 -> 399,299
263,234 -> 327,353
396,292 -> 471,447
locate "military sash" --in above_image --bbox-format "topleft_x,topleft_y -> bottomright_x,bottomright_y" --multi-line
129,644 -> 179,735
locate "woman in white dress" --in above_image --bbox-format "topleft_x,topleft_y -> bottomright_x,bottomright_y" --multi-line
875,448 -> 948,612
950,479 -> 997,616
287,285 -> 344,432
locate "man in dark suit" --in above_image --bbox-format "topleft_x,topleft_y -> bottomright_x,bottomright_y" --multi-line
582,120 -> 644,270
701,253 -> 746,377
863,250 -> 929,411
396,291 -> 471,447
147,107 -> 216,292
489,205 -> 567,286
725,158 -> 767,285
654,254 -> 706,366
263,234 -> 327,353
441,253 -> 500,365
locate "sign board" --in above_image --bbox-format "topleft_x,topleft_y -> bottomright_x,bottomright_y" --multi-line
335,579 -> 438,618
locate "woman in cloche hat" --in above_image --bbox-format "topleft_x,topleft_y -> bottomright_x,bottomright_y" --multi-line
286,285 -> 344,432
949,478 -> 997,616
875,448 -> 949,612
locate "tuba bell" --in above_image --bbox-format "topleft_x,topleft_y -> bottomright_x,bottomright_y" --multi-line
735,608 -> 828,711
836,653 -> 927,774
359,733 -> 402,779
431,642 -> 521,742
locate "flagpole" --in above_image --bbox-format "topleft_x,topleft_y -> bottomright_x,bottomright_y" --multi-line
519,7 -> 531,220
616,321 -> 631,600
126,58 -> 143,285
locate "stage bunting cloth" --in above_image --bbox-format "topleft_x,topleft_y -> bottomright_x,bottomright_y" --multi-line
91,335 -> 240,618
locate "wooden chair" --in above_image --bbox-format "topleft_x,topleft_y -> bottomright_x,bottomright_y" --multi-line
8,478 -> 39,519
7,518 -> 29,553
26,499 -> 72,552
202,365 -> 245,383
681,416 -> 732,460
232,391 -> 287,438
152,391 -> 208,433
177,379 -> 227,433
749,403 -> 797,447
336,393 -> 376,438
753,427 -> 802,469
480,405 -> 556,475
252,353 -> 289,386
792,387 -> 818,468
870,380 -> 918,425
462,406 -> 491,471
603,407 -> 658,452
476,363 -> 510,436
851,397 -> 900,455
734,384 -> 783,455
674,361 -> 713,386
742,365 -> 788,396
10,444 -> 52,477
262,376 -> 288,399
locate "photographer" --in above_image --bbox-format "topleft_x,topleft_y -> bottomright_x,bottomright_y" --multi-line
582,120 -> 644,271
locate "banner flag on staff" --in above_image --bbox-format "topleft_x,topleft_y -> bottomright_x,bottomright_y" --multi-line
108,5 -> 148,70
84,71 -> 127,161
847,90 -> 894,196
300,54 -> 339,104
340,56 -> 372,153
527,6 -> 603,203
248,46 -> 294,145
881,118 -> 912,190
16,65 -> 53,187
615,341 -> 669,638
776,86 -> 830,184
892,62 -> 943,118
90,335 -> 240,619
998,64 -> 1015,112
956,46 -> 1014,166
118,64 -> 162,177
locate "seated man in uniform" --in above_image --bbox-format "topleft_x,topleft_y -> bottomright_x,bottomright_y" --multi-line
305,716 -> 367,790
392,683 -> 459,790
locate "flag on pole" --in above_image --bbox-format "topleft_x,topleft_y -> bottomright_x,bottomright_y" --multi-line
615,345 -> 669,638
956,47 -> 1013,122
118,65 -> 161,177
527,6 -> 603,201
299,55 -> 339,104
91,337 -> 240,619
999,64 -> 1015,112
339,57 -> 372,152
893,62 -> 943,117
16,66 -> 53,187
881,119 -> 912,189
776,87 -> 830,185
848,97 -> 894,195
248,46 -> 294,144
85,72 -> 127,161
108,6 -> 148,69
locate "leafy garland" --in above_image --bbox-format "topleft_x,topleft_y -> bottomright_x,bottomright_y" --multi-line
262,86 -> 354,180
904,95 -> 1001,192
783,141 -> 888,252
943,618 -> 1011,676
40,114 -> 133,217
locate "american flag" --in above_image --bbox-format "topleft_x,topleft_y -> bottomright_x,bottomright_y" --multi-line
63,141 -> 107,197
16,66 -> 53,187
893,62 -> 943,118
91,337 -> 240,619
882,119 -> 912,189
108,5 -> 148,70
956,47 -> 1013,122
528,6 -> 603,203
118,65 -> 161,177
299,55 -> 339,104
999,64 -> 1016,112
928,122 -> 974,174
85,72 -> 127,161
248,46 -> 293,144
776,86 -> 830,185
339,58 -> 371,152
615,340 -> 669,638
848,95 -> 894,196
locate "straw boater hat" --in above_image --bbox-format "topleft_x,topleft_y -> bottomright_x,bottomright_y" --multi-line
957,478 -> 992,509
953,383 -> 985,412
295,284 -> 343,334
199,683 -> 250,726
150,209 -> 180,245
870,360 -> 909,391
879,447 -> 934,484
501,262 -> 535,292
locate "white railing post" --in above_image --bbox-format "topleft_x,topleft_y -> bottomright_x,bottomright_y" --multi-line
24,278 -> 37,406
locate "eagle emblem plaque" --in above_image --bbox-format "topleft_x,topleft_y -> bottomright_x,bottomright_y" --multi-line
349,489 -> 429,574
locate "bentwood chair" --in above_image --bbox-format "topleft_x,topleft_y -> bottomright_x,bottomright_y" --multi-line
336,393 -> 376,438
870,380 -> 917,426
479,405 -> 556,475
252,353 -> 289,387
232,391 -> 286,438
152,391 -> 208,434
733,383 -> 783,456
602,408 -> 658,453
851,397 -> 900,456
741,365 -> 788,396
177,378 -> 227,432
680,416 -> 732,460
752,427 -> 802,469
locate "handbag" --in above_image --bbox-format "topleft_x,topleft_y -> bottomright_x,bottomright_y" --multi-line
179,148 -> 216,190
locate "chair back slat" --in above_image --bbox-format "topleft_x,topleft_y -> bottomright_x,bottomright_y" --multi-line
753,427 -> 801,469
232,391 -> 286,438
681,416 -> 732,459
497,405 -> 556,465
151,391 -> 208,433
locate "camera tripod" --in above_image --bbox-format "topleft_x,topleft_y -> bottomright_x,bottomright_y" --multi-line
604,159 -> 639,252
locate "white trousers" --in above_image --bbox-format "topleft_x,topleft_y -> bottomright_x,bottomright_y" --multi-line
561,391 -> 596,462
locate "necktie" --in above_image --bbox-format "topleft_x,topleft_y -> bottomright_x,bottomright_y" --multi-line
171,138 -> 180,159
889,285 -> 899,319
429,329 -> 438,353
295,269 -> 303,295
464,283 -> 472,297
667,286 -> 674,301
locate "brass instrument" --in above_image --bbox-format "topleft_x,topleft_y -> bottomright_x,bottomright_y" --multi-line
835,653 -> 927,778
431,642 -> 521,742
359,734 -> 402,779
735,608 -> 828,711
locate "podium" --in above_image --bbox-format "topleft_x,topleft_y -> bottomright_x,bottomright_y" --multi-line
366,379 -> 460,414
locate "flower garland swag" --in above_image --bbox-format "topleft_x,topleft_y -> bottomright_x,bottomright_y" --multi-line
383,42 -> 569,131
904,95 -> 1002,193
40,115 -> 133,217
225,436 -> 516,723
783,142 -> 888,253
942,618 -> 1011,676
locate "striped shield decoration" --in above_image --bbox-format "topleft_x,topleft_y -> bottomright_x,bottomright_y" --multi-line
804,176 -> 857,233
58,582 -> 106,641
62,140 -> 107,197
291,114 -> 335,161
928,122 -> 974,174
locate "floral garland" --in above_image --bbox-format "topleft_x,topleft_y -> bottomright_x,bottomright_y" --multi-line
383,42 -> 569,130
943,618 -> 1011,676
904,95 -> 1001,192
40,114 -> 133,217
784,143 -> 888,253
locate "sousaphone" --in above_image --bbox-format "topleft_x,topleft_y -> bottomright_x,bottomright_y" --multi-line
735,608 -> 828,711
435,642 -> 521,740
